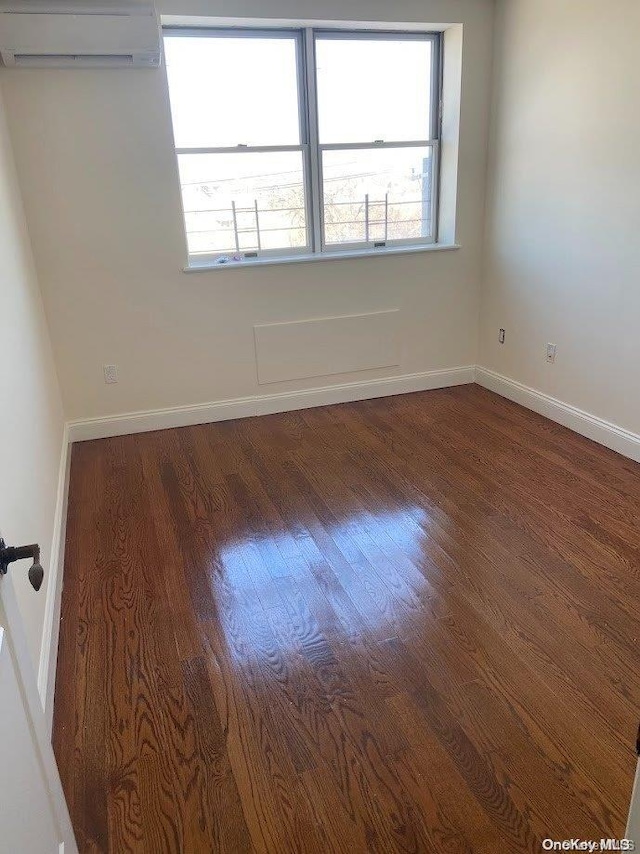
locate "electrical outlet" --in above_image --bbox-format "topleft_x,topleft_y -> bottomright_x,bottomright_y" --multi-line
546,343 -> 557,364
103,364 -> 118,384
498,328 -> 506,344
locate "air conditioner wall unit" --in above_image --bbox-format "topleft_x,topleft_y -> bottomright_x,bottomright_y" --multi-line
0,6 -> 162,68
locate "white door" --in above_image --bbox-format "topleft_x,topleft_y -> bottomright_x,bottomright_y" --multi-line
0,570 -> 77,854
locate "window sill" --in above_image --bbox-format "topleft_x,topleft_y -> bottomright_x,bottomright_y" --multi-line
182,242 -> 461,273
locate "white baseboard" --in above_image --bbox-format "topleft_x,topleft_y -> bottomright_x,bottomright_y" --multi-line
37,425 -> 71,734
476,367 -> 640,463
67,366 -> 475,442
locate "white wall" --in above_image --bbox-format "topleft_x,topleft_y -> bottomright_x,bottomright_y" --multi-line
0,0 -> 494,422
480,0 -> 640,435
0,85 -> 65,672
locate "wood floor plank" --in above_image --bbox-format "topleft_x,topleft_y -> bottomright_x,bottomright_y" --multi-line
53,385 -> 640,852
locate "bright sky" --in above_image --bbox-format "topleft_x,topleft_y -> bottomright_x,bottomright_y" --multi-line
163,33 -> 432,148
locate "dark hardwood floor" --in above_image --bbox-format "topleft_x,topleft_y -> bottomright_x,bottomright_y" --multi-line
53,384 -> 640,853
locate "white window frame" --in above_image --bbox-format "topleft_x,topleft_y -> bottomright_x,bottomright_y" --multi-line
164,26 -> 443,266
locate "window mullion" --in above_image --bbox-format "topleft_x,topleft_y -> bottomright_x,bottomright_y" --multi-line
303,28 -> 323,254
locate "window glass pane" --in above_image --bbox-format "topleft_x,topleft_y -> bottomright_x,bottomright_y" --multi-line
322,147 -> 434,246
315,36 -> 433,144
178,151 -> 308,257
164,34 -> 301,148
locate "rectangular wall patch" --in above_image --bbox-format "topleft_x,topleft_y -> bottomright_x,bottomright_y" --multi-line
254,310 -> 401,385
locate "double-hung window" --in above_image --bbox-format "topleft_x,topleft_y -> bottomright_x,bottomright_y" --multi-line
164,27 -> 442,266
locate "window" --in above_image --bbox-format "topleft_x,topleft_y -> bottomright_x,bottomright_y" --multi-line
164,27 -> 442,266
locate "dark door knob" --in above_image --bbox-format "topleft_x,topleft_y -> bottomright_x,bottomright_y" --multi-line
0,539 -> 44,591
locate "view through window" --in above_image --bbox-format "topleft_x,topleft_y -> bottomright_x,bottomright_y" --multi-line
164,28 -> 442,264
